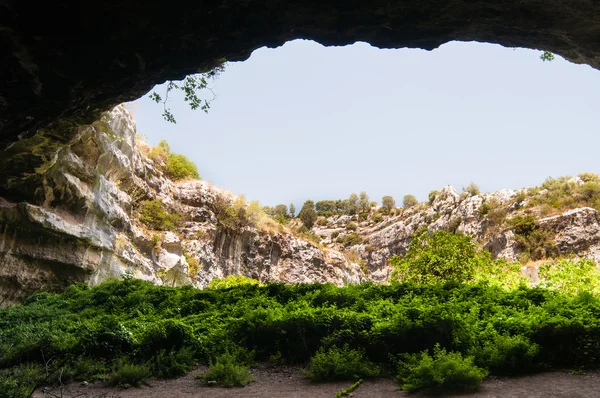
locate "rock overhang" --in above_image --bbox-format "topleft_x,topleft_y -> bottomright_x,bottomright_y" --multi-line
2,0 -> 600,150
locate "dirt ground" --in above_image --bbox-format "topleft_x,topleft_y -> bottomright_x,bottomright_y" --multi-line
34,365 -> 600,398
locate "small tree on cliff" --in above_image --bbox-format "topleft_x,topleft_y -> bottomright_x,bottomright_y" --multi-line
289,203 -> 296,218
298,200 -> 318,229
381,196 -> 396,214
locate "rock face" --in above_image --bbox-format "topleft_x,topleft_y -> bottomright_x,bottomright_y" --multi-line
3,0 -> 600,149
0,106 -> 362,305
314,186 -> 600,281
2,106 -> 600,305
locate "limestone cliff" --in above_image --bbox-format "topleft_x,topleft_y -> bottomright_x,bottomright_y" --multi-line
2,105 -> 600,305
0,106 -> 362,304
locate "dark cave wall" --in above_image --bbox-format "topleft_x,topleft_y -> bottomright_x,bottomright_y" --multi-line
2,0 -> 600,150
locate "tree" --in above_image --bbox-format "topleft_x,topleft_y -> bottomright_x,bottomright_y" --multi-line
298,200 -> 318,229
289,203 -> 296,218
359,191 -> 370,213
315,200 -> 336,215
149,61 -> 226,123
273,204 -> 289,218
381,196 -> 396,214
403,195 -> 418,208
346,193 -> 358,215
390,229 -> 484,283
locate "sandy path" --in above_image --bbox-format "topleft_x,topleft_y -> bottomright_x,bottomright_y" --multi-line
35,365 -> 600,398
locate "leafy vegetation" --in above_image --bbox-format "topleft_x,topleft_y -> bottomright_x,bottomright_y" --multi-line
305,345 -> 379,381
508,215 -> 557,262
397,345 -> 487,393
198,351 -> 253,387
148,139 -> 200,180
526,174 -> 600,214
138,199 -> 181,231
3,266 -> 600,395
150,62 -> 226,123
299,200 -> 318,228
402,195 -> 418,208
391,229 -> 486,283
463,182 -> 481,196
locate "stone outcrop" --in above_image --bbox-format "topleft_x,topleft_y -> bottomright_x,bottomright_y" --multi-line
0,105 -> 362,305
3,0 -> 600,150
315,186 -> 600,280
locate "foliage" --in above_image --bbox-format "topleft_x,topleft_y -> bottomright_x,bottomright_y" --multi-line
337,233 -> 362,247
381,196 -> 396,214
397,345 -> 487,392
108,362 -> 151,387
428,190 -> 440,204
347,193 -> 358,215
199,351 -> 253,387
358,192 -> 370,213
138,200 -> 181,231
289,203 -> 296,218
305,345 -> 379,381
540,51 -> 555,62
463,183 -> 480,196
207,276 -> 260,290
346,222 -> 357,231
526,174 -> 600,213
402,195 -> 418,208
538,259 -> 600,295
509,215 -> 557,261
4,270 -> 600,393
390,229 -> 484,283
150,62 -> 226,123
299,200 -> 318,229
212,195 -> 265,229
165,153 -> 200,181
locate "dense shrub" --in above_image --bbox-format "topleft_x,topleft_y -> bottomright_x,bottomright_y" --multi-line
397,345 -> 487,392
138,199 -> 181,231
346,222 -> 357,231
108,362 -> 151,387
337,233 -> 362,247
305,345 -> 379,381
199,352 -> 253,387
165,153 -> 200,181
509,215 -> 557,261
390,229 -> 485,283
3,270 -> 600,393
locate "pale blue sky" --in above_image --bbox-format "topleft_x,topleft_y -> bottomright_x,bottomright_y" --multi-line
129,40 -> 600,208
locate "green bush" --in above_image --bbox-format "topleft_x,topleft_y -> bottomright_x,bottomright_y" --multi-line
199,352 -> 253,387
372,214 -> 383,223
337,233 -> 362,247
403,195 -> 418,208
138,199 -> 181,231
305,345 -> 379,381
346,222 -> 357,231
151,348 -> 196,379
165,153 -> 200,181
397,345 -> 487,393
108,362 -> 151,387
390,229 -> 484,283
470,334 -> 539,375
